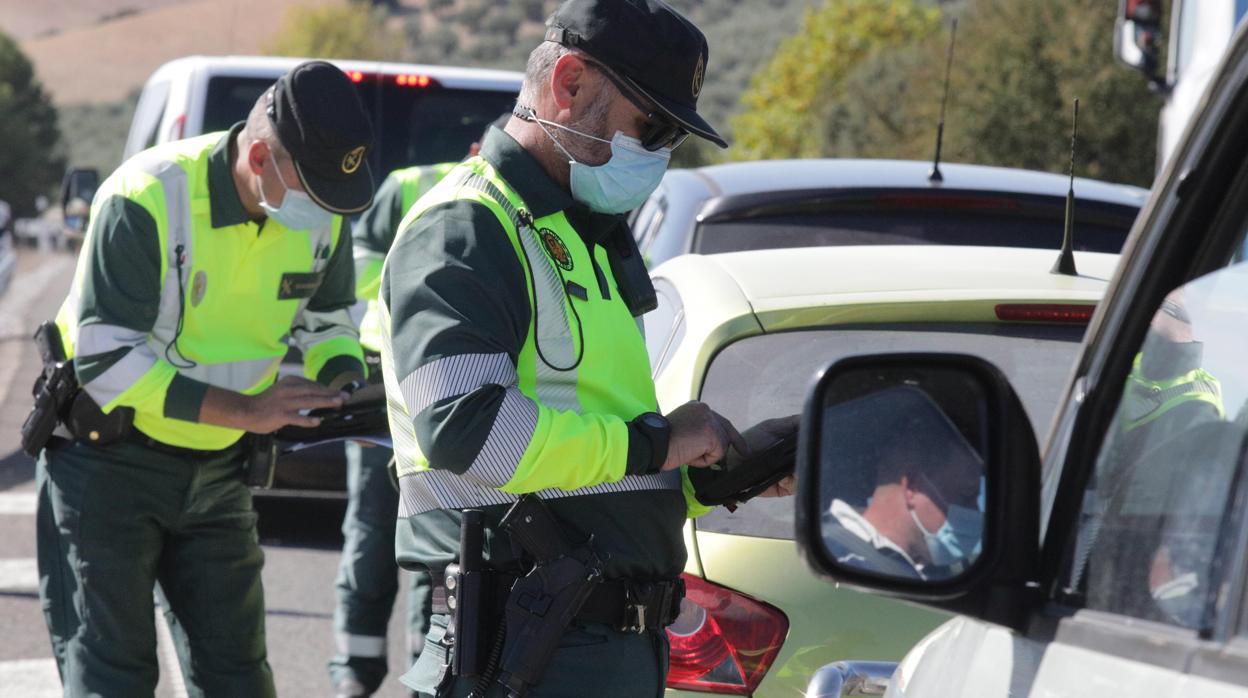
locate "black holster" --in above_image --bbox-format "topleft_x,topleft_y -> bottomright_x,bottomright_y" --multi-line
495,496 -> 603,698
244,433 -> 278,488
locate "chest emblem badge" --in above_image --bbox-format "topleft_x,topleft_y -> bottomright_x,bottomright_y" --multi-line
191,270 -> 208,306
540,229 -> 574,271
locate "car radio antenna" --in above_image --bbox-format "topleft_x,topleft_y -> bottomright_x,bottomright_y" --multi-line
1051,98 -> 1080,277
928,18 -> 958,184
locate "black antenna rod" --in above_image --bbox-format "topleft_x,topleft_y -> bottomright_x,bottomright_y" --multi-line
929,18 -> 958,184
1052,98 -> 1080,277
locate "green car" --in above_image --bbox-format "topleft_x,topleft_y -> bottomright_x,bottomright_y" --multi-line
653,245 -> 1119,696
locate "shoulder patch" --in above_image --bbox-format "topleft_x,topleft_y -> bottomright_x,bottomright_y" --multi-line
539,228 -> 574,272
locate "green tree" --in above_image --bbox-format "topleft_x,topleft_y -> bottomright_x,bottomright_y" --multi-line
264,2 -> 404,61
735,0 -> 1162,186
731,0 -> 941,161
0,30 -> 65,217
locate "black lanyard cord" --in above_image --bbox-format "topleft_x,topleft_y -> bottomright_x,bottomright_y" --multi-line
164,243 -> 198,369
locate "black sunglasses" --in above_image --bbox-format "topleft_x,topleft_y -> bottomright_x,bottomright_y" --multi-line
582,59 -> 689,152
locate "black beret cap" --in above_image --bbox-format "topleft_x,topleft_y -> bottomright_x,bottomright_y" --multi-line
267,61 -> 375,214
545,0 -> 726,148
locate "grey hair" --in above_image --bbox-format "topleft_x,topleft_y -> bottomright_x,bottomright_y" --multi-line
518,41 -> 568,108
240,86 -> 288,157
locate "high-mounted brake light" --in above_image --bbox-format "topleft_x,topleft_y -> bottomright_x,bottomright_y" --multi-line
348,71 -> 364,83
666,574 -> 788,695
396,74 -> 432,87
995,303 -> 1095,323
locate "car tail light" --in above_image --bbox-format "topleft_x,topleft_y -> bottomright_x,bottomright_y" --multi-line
167,114 -> 185,141
348,70 -> 364,83
666,573 -> 788,695
995,303 -> 1095,323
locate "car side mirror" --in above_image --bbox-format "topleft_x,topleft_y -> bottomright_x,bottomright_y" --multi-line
61,167 -> 100,235
1113,0 -> 1166,90
795,353 -> 1042,628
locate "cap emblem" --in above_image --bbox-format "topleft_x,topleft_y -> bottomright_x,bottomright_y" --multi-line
691,52 -> 706,99
341,146 -> 366,175
540,229 -> 574,271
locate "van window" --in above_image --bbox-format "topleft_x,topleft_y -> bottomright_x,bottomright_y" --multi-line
1064,256 -> 1248,631
126,79 -> 171,154
202,75 -> 516,178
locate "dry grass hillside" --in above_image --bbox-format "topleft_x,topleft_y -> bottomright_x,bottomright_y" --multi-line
14,0 -> 337,105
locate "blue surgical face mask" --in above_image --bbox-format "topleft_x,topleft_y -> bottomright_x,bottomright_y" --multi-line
911,474 -> 984,567
259,153 -> 334,231
528,109 -> 671,214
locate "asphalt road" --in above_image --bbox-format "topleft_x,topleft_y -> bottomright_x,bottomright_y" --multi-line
0,248 -> 418,697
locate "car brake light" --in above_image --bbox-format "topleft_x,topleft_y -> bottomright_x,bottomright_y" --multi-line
666,573 -> 788,695
995,303 -> 1095,323
396,74 -> 432,87
348,70 -> 364,83
876,193 -> 1022,210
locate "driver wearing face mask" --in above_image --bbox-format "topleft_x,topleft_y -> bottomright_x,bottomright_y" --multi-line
827,428 -> 984,581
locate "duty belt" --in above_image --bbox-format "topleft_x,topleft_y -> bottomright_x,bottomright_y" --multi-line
434,575 -> 684,634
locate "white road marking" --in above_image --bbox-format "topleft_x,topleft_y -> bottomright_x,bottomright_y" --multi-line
0,558 -> 37,594
155,598 -> 189,698
0,658 -> 61,697
0,254 -> 76,408
0,491 -> 37,515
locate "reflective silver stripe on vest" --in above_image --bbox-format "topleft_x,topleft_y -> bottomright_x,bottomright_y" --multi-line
400,352 -> 516,417
459,173 -> 581,414
397,468 -> 682,518
74,153 -> 197,406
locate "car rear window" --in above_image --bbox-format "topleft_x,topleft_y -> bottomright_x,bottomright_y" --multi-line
693,192 -> 1137,255
203,75 -> 516,178
695,323 -> 1087,540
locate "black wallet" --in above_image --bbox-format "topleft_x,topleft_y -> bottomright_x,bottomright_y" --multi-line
274,382 -> 389,444
688,430 -> 798,509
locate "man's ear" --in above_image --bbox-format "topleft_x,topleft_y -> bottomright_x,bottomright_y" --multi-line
549,53 -> 590,112
246,140 -> 270,176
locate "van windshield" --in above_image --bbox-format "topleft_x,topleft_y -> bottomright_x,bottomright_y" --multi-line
204,75 -> 516,180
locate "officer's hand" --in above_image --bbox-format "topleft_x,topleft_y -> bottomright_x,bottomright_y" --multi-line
757,474 -> 796,498
661,402 -> 748,471
245,375 -> 347,433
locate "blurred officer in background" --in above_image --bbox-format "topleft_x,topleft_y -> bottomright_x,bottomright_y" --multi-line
330,113 -> 510,698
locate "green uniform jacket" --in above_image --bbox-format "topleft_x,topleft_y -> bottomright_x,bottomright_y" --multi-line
56,123 -> 365,450
381,128 -> 701,580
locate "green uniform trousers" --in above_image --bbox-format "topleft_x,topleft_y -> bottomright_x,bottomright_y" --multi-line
36,437 -> 275,698
401,615 -> 669,698
330,442 -> 432,694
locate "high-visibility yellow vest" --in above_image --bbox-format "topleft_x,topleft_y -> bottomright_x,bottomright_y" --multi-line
379,157 -> 687,515
57,131 -> 362,450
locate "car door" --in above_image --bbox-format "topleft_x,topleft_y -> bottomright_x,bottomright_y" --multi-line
886,24 -> 1248,698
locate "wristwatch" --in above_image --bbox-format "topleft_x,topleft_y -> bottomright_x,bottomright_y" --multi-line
633,411 -> 671,474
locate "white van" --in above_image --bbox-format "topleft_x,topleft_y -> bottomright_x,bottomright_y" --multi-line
798,19 -> 1248,698
123,55 -> 522,176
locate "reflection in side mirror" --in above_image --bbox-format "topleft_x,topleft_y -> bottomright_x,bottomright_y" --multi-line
818,385 -> 985,583
804,660 -> 896,697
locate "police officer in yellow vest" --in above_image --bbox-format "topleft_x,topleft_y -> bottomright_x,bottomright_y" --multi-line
35,61 -> 374,697
379,2 -> 794,695
331,117 -> 503,697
